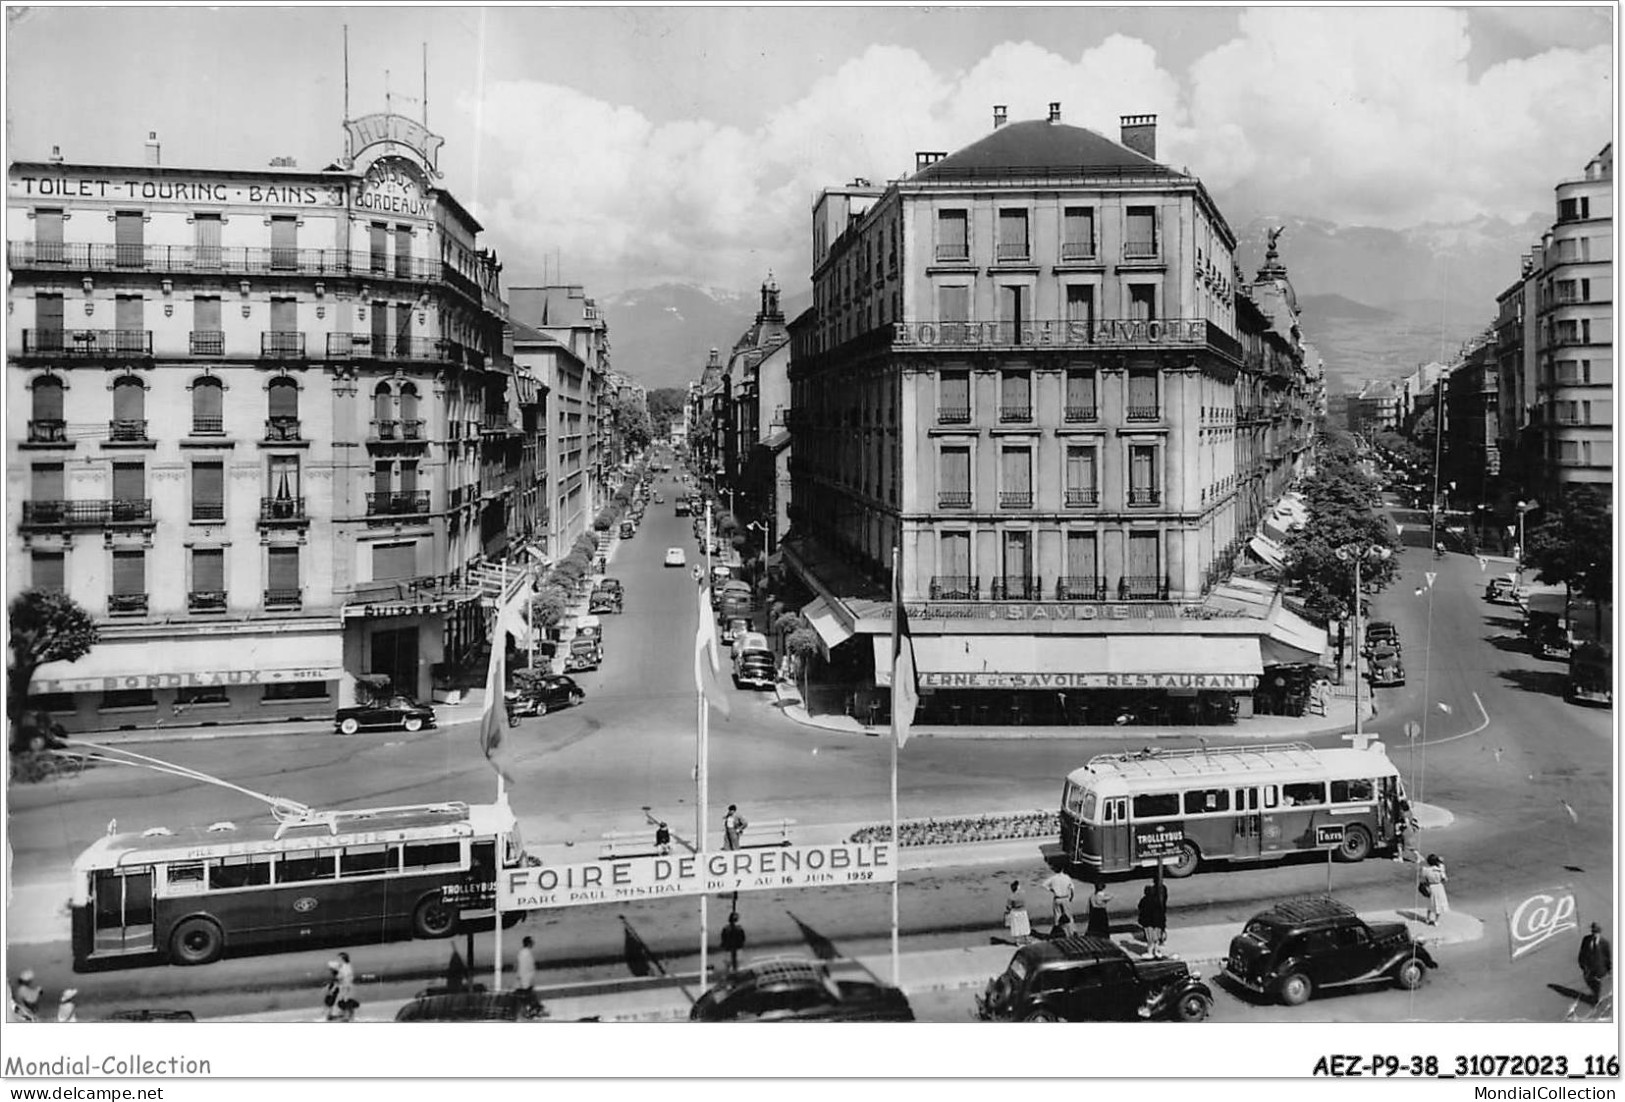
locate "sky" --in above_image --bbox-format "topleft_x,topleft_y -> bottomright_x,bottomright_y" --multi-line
2,4 -> 1615,300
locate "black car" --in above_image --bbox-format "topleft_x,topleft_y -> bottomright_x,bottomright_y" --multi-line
395,991 -> 536,1022
1223,896 -> 1436,1006
689,957 -> 915,1022
1363,621 -> 1399,653
334,695 -> 436,735
975,936 -> 1212,1023
589,587 -> 622,614
508,673 -> 586,717
600,578 -> 624,596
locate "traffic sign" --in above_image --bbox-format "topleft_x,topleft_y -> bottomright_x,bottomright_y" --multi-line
1403,720 -> 1421,741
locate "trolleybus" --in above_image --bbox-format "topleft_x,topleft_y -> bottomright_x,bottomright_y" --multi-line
70,800 -> 526,970
1060,741 -> 1406,878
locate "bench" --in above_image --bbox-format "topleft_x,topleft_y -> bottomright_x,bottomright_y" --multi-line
598,818 -> 798,859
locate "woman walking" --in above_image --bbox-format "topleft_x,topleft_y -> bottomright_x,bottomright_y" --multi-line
1137,885 -> 1167,958
1003,880 -> 1032,945
1085,882 -> 1112,938
1421,854 -> 1450,925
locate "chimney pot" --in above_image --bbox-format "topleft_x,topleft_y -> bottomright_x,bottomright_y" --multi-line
144,130 -> 161,166
48,145 -> 62,163
1048,102 -> 1061,123
993,105 -> 1008,128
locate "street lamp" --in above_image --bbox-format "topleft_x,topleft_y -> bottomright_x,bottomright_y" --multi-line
1515,499 -> 1539,587
1336,541 -> 1394,749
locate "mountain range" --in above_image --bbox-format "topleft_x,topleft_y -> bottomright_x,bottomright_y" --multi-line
597,212 -> 1550,396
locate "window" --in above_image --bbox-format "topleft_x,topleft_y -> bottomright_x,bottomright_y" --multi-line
1330,779 -> 1375,803
340,844 -> 399,877
370,222 -> 389,273
1064,369 -> 1097,421
372,541 -> 417,581
112,549 -> 145,595
112,376 -> 145,437
190,548 -> 225,603
1132,792 -> 1180,819
399,383 -> 420,435
1125,531 -> 1160,597
403,841 -> 462,869
266,546 -> 300,605
936,210 -> 969,261
268,377 -> 299,430
997,209 -> 1029,260
1125,206 -> 1157,258
1128,445 -> 1159,506
192,462 -> 224,521
999,445 -> 1032,508
114,211 -> 144,267
264,681 -> 329,701
939,530 -> 971,580
209,856 -> 272,890
1281,781 -> 1326,807
30,374 -> 64,439
1183,788 -> 1231,814
166,863 -> 206,889
938,285 -> 970,324
177,685 -> 228,706
34,208 -> 64,263
100,688 -> 155,710
1064,445 -> 1098,506
395,302 -> 413,356
939,370 -> 970,423
1065,284 -> 1094,327
371,299 -> 390,350
194,213 -> 222,268
998,285 -> 1029,340
1062,207 -> 1094,260
395,225 -> 413,279
939,446 -> 971,508
33,293 -> 64,350
268,455 -> 301,512
191,376 -> 224,433
1063,533 -> 1099,599
1001,530 -> 1031,596
114,295 -> 145,352
999,371 -> 1031,422
1127,369 -> 1159,420
1128,284 -> 1157,321
278,850 -> 336,882
32,462 -> 65,503
269,215 -> 297,270
32,552 -> 65,593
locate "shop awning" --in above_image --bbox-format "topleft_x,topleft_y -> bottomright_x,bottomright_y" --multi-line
874,634 -> 1262,691
1261,605 -> 1327,665
802,598 -> 855,651
1248,535 -> 1287,569
31,628 -> 345,695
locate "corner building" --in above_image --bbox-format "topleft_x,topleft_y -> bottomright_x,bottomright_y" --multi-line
785,107 -> 1320,725
7,118 -> 527,730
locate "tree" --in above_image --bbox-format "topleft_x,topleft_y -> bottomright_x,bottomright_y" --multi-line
785,625 -> 822,704
647,387 -> 687,436
1283,439 -> 1400,632
1525,485 -> 1612,637
8,590 -> 99,735
531,584 -> 572,630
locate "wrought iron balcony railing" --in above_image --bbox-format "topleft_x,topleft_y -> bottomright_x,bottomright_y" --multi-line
1059,240 -> 1096,261
261,331 -> 306,358
1128,487 -> 1162,507
1063,405 -> 1098,423
1122,239 -> 1159,259
21,329 -> 152,355
192,501 -> 225,522
934,243 -> 970,263
263,588 -> 303,608
1125,405 -> 1161,422
6,241 -> 442,282
108,593 -> 149,615
995,242 -> 1030,261
190,330 -> 224,356
1118,575 -> 1170,601
1056,576 -> 1107,602
990,576 -> 1038,601
937,490 -> 972,509
998,405 -> 1032,423
998,491 -> 1034,509
188,591 -> 227,613
929,575 -> 979,601
1064,488 -> 1099,506
264,416 -> 301,442
260,496 -> 306,523
936,405 -> 971,425
366,490 -> 430,516
108,419 -> 148,442
190,415 -> 225,436
27,419 -> 66,443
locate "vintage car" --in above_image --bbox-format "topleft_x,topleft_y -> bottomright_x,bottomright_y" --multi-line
719,615 -> 753,647
1223,896 -> 1436,1006
589,587 -> 622,614
564,636 -> 602,673
690,958 -> 914,1022
1485,576 -> 1528,605
975,936 -> 1213,1023
619,521 -> 636,539
1367,645 -> 1406,687
505,673 -> 586,720
334,696 -> 436,736
664,547 -> 687,567
1362,621 -> 1400,654
732,634 -> 777,690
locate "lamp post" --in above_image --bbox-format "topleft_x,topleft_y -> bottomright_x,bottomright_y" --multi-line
1515,499 -> 1538,588
1336,541 -> 1393,749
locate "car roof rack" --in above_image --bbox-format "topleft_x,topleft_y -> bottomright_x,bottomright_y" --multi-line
1259,895 -> 1357,924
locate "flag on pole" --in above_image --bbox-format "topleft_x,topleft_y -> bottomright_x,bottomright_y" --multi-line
891,567 -> 919,749
478,627 -> 513,783
694,584 -> 732,720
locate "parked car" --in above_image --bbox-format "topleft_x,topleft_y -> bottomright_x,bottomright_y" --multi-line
505,673 -> 586,720
103,1008 -> 197,1022
1363,621 -> 1400,654
653,492 -> 664,503
664,547 -> 687,568
1222,896 -> 1436,1006
619,521 -> 636,539
1485,577 -> 1527,604
975,935 -> 1213,1022
732,634 -> 776,690
720,615 -> 752,647
689,958 -> 915,1022
599,577 -> 624,596
395,991 -> 541,1022
334,696 -> 436,735
564,636 -> 602,673
1367,645 -> 1406,687
589,587 -> 622,614
675,500 -> 691,517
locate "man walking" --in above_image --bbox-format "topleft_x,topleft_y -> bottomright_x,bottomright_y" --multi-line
1578,922 -> 1612,1004
1042,866 -> 1075,931
515,936 -> 539,1015
722,804 -> 747,850
721,912 -> 747,973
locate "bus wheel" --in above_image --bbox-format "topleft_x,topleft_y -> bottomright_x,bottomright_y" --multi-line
170,917 -> 224,965
1166,842 -> 1201,878
1338,826 -> 1372,862
413,895 -> 456,939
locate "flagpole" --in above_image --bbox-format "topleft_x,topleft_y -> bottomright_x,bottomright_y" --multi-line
889,543 -> 901,987
492,561 -> 506,994
698,500 -> 714,987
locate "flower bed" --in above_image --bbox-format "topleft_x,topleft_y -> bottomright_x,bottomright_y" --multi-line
848,810 -> 1057,848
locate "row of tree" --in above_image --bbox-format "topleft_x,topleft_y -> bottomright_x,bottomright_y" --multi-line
1282,430 -> 1400,628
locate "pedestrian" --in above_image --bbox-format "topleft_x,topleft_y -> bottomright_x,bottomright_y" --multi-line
654,821 -> 672,856
1420,854 -> 1450,925
55,988 -> 78,1024
13,970 -> 42,1022
1042,866 -> 1075,930
1086,881 -> 1113,938
721,912 -> 746,972
514,935 -> 539,1014
322,960 -> 343,1021
1578,922 -> 1612,1004
1138,885 -> 1168,958
722,804 -> 747,850
1393,813 -> 1422,863
1003,880 -> 1032,945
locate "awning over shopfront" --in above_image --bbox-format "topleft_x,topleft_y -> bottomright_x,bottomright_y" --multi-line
1248,535 -> 1287,570
802,597 -> 855,652
873,634 -> 1263,692
1261,605 -> 1327,666
31,628 -> 345,695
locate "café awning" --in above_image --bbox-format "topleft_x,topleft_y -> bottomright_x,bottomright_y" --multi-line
873,634 -> 1262,691
802,597 -> 855,652
31,629 -> 344,694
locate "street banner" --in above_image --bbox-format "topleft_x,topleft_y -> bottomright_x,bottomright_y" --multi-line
1505,886 -> 1578,962
499,842 -> 895,911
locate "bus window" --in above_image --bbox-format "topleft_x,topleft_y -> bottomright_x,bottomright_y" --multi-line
165,863 -> 206,895
1281,781 -> 1326,807
339,844 -> 398,877
1063,781 -> 1086,817
279,850 -> 337,882
1234,788 -> 1259,811
1331,778 -> 1375,803
1183,788 -> 1230,815
1131,792 -> 1179,820
209,856 -> 272,890
1079,791 -> 1097,822
1263,786 -> 1278,809
403,841 -> 461,870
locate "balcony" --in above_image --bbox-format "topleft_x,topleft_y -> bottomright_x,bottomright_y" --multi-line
995,242 -> 1031,262
936,405 -> 971,425
990,576 -> 1038,601
108,419 -> 148,442
108,593 -> 149,616
1059,240 -> 1095,262
263,588 -> 303,609
1118,575 -> 1170,601
937,490 -> 971,509
190,416 -> 225,436
1056,576 -> 1107,602
27,419 -> 67,443
929,575 -> 979,601
260,496 -> 307,525
371,419 -> 400,441
1064,487 -> 1099,507
5,241 -> 440,281
22,499 -> 154,529
1063,405 -> 1098,423
1122,239 -> 1159,260
264,416 -> 301,442
998,405 -> 1032,423
21,329 -> 152,356
190,330 -> 224,357
366,490 -> 430,517
998,491 -> 1033,509
934,243 -> 971,263
892,317 -> 1238,359
191,502 -> 224,522
1128,487 -> 1162,507
327,333 -> 451,361
261,331 -> 305,359
188,591 -> 227,613
1125,405 -> 1161,422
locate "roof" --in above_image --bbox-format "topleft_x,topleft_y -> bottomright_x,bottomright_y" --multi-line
1067,742 -> 1398,791
913,119 -> 1175,181
1016,935 -> 1125,965
1250,896 -> 1359,927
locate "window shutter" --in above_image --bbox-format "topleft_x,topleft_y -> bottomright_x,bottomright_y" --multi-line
1063,207 -> 1093,252
270,297 -> 297,334
941,446 -> 969,494
193,378 -> 223,422
270,216 -> 297,269
267,546 -> 300,590
268,378 -> 299,418
112,462 -> 144,501
938,286 -> 969,323
1066,533 -> 1098,579
1000,372 -> 1029,408
941,532 -> 970,577
373,461 -> 393,496
1065,285 -> 1094,324
940,371 -> 968,409
113,378 -> 145,421
35,209 -> 63,261
115,295 -> 144,332
1003,531 -> 1030,578
194,214 -> 222,265
1129,370 -> 1157,409
35,294 -> 64,334
1066,370 -> 1096,409
398,461 -> 418,494
112,550 -> 145,595
371,542 -> 416,581
193,462 -> 224,511
1002,446 -> 1030,494
395,225 -> 412,278
370,223 -> 388,272
32,377 -> 64,420
194,296 -> 221,331
371,301 -> 389,346
32,552 -> 65,592
1130,445 -> 1155,491
1065,446 -> 1086,489
31,463 -> 65,500
192,548 -> 224,591
115,211 -> 144,266
1128,532 -> 1159,578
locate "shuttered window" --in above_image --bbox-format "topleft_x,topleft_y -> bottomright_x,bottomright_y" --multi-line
191,548 -> 224,592
1003,530 -> 1031,578
1065,285 -> 1094,324
1000,372 -> 1030,411
112,462 -> 144,501
940,371 -> 969,410
31,376 -> 63,421
32,552 -> 65,592
1127,531 -> 1160,577
270,297 -> 296,334
370,301 -> 389,348
267,546 -> 300,590
940,531 -> 970,577
998,209 -> 1028,258
395,303 -> 413,354
35,209 -> 63,262
369,223 -> 388,273
938,285 -> 969,323
115,294 -> 143,332
373,461 -> 393,497
1065,446 -> 1097,495
113,377 -> 145,421
1125,206 -> 1156,255
192,462 -> 224,520
395,225 -> 412,278
1065,532 -> 1098,579
1128,369 -> 1158,411
1062,207 -> 1094,258
939,446 -> 970,497
399,460 -> 418,494
1065,370 -> 1096,411
194,295 -> 221,331
372,542 -> 416,581
268,377 -> 298,418
114,211 -> 144,267
1000,446 -> 1031,496
31,463 -> 64,500
194,213 -> 222,268
936,210 -> 969,259
192,378 -> 223,431
112,550 -> 145,595
269,216 -> 297,270
35,293 -> 64,336
1129,444 -> 1157,494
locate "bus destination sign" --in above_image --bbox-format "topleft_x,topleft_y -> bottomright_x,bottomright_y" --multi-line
499,842 -> 895,911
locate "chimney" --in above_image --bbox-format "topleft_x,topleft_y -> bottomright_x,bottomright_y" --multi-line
144,130 -> 161,166
993,105 -> 1008,128
1120,114 -> 1157,160
1047,102 -> 1061,123
48,145 -> 63,164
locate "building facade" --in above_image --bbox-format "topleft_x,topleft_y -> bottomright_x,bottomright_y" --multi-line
8,117 -> 527,730
783,106 -> 1322,725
